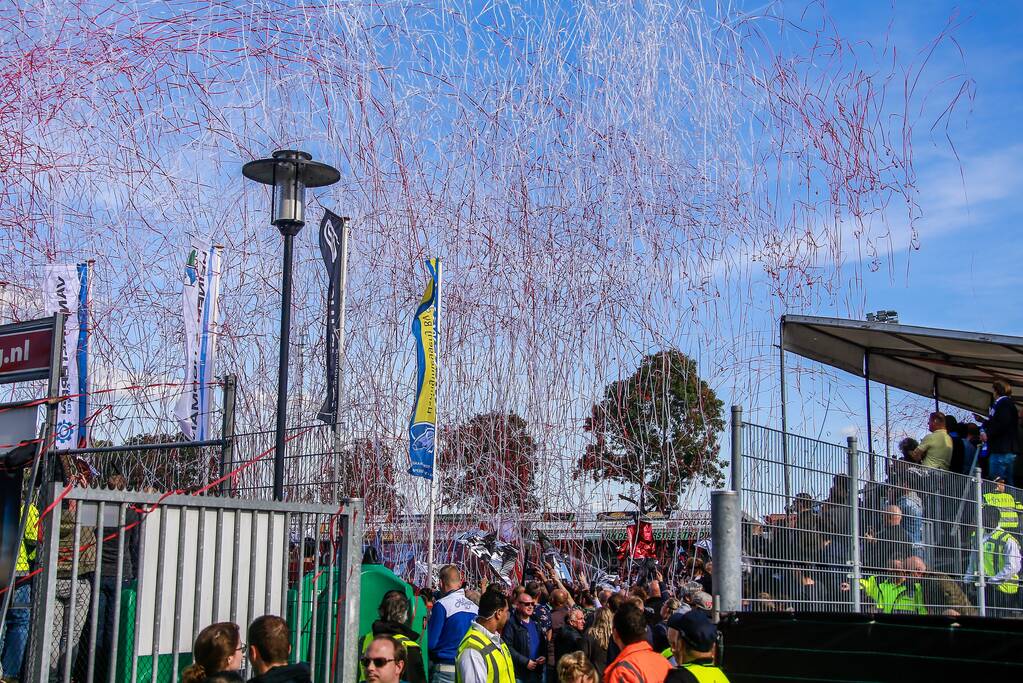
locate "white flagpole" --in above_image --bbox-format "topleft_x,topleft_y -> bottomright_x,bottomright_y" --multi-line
82,259 -> 94,448
333,217 -> 350,503
426,259 -> 442,589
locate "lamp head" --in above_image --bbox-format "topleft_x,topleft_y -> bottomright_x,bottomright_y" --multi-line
242,149 -> 340,233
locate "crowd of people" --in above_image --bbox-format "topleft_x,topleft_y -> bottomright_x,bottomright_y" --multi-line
168,560 -> 730,683
744,380 -> 1023,617
390,564 -> 728,683
395,562 -> 728,683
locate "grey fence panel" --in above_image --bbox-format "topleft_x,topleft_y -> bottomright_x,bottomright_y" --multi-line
23,485 -> 362,683
739,421 -> 1023,619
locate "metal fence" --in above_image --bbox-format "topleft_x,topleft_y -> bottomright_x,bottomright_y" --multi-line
19,484 -> 363,683
736,410 -> 1023,618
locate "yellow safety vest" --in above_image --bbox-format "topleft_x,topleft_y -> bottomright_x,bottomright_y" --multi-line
983,529 -> 1020,595
360,631 -> 420,681
984,492 -> 1020,530
859,576 -> 927,615
678,662 -> 731,683
16,504 -> 39,573
456,626 -> 515,683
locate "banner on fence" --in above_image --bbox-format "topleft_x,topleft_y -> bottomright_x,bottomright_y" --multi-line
174,241 -> 222,440
408,258 -> 440,479
42,263 -> 90,449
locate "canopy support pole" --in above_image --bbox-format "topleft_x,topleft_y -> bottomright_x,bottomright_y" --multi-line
884,383 -> 893,462
865,353 -> 874,480
779,319 -> 792,506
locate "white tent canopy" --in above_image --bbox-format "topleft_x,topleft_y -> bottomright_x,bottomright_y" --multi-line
781,314 -> 1023,415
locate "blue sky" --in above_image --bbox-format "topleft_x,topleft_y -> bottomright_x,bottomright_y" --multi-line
3,0 -> 1019,514
833,1 -> 1022,328
764,2 -> 1023,450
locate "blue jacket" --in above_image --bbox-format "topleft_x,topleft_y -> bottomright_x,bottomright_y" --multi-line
503,614 -> 543,683
983,395 -> 1019,455
427,588 -> 478,664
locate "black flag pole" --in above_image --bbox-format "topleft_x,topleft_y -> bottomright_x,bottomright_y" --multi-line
318,211 -> 350,505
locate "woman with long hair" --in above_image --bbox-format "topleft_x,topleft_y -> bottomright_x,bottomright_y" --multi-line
181,622 -> 244,683
582,607 -> 612,678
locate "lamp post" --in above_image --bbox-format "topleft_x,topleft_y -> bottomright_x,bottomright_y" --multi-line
243,150 -> 340,500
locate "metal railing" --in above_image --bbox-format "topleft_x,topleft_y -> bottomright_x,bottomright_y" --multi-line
735,409 -> 1023,618
21,484 -> 363,683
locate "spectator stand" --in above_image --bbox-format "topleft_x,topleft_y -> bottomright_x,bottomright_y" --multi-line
706,315 -> 1023,620
780,314 -> 1023,481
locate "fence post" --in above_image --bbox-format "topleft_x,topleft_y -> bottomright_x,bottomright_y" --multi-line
220,373 -> 237,495
730,405 -> 742,510
25,483 -> 64,681
336,498 -> 365,683
711,490 -> 742,613
847,436 -> 862,613
974,467 -> 986,617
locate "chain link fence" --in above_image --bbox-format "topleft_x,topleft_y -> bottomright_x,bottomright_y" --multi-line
739,419 -> 1023,618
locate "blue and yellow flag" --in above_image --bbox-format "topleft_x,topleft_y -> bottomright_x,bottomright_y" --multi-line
409,258 -> 440,479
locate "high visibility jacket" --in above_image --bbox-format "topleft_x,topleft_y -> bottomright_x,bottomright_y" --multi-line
984,492 -> 1020,530
360,631 -> 421,682
860,576 -> 927,615
456,625 -> 515,683
983,528 -> 1020,595
605,642 -> 673,683
16,504 -> 39,573
677,662 -> 731,683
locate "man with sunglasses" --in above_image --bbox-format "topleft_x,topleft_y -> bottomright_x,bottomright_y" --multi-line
503,588 -> 546,683
363,636 -> 409,683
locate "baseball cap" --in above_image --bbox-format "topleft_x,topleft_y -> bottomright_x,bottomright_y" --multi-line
665,610 -> 717,651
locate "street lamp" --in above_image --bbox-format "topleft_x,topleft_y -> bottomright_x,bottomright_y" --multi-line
243,150 -> 340,500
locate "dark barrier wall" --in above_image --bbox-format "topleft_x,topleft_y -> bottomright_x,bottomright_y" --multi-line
719,612 -> 1023,681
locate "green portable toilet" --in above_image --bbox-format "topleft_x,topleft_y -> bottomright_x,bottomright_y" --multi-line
360,563 -> 429,674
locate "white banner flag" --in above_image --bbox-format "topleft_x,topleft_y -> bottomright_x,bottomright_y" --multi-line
174,240 -> 222,440
42,263 -> 90,450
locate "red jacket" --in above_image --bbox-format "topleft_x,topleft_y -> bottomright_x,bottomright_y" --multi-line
604,641 -> 671,683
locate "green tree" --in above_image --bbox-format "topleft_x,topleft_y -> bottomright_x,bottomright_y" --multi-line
439,412 -> 538,512
576,350 -> 725,511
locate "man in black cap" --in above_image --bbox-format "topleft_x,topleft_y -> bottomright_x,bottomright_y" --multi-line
664,610 -> 729,683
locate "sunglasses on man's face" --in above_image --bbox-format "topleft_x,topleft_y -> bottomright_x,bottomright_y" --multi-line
361,657 -> 397,669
